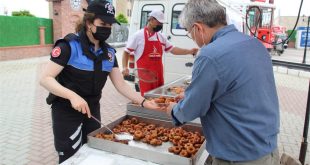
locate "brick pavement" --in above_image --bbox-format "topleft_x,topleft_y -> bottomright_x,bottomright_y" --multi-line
0,48 -> 310,165
0,55 -> 129,165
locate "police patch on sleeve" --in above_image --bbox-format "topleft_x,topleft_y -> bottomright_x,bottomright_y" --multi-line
51,46 -> 62,58
108,52 -> 113,62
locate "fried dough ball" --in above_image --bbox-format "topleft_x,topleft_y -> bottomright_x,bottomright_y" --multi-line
112,128 -> 120,134
186,146 -> 196,155
168,146 -> 182,154
187,132 -> 194,138
103,134 -> 114,140
160,136 -> 169,142
184,143 -> 194,149
157,130 -> 164,136
173,146 -> 182,154
120,127 -> 127,132
123,124 -> 133,128
173,135 -> 181,140
131,117 -> 139,124
154,97 -> 165,103
156,127 -> 165,136
141,137 -> 149,143
179,149 -> 189,157
175,128 -> 183,136
149,130 -> 157,138
128,128 -> 135,134
95,133 -> 103,138
146,124 -> 156,130
194,136 -> 202,144
172,139 -> 179,146
163,128 -> 170,133
182,131 -> 189,137
189,138 -> 196,145
167,86 -> 185,94
175,88 -> 184,94
156,139 -> 163,145
122,119 -> 131,125
179,137 -> 189,145
168,146 -> 174,153
134,124 -> 143,130
165,97 -> 176,104
150,139 -> 162,146
156,127 -> 165,131
138,122 -> 147,127
144,135 -> 153,143
134,130 -> 144,140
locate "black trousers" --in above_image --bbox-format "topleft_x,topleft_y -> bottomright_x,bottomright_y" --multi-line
51,99 -> 101,164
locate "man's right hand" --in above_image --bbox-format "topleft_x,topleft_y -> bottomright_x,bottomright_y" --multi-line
122,68 -> 129,76
175,92 -> 185,102
144,99 -> 166,111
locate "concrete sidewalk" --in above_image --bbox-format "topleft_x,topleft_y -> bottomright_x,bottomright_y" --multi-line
272,48 -> 310,64
0,48 -> 309,164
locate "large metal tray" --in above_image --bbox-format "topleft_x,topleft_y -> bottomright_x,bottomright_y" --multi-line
145,76 -> 191,98
126,103 -> 201,124
87,115 -> 205,165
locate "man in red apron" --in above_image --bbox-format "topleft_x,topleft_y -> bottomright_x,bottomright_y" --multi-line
122,10 -> 198,96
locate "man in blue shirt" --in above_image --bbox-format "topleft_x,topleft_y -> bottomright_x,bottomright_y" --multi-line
165,0 -> 280,164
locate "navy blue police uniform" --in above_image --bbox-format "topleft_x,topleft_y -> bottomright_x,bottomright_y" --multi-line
49,29 -> 118,163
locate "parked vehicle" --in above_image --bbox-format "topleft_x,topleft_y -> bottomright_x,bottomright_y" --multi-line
129,0 -> 276,82
271,33 -> 288,56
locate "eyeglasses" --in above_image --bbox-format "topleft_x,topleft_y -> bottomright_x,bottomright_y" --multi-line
186,26 -> 194,39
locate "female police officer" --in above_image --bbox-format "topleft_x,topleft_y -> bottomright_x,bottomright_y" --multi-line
40,0 -> 159,163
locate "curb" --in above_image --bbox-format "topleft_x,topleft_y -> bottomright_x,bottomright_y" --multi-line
273,66 -> 310,78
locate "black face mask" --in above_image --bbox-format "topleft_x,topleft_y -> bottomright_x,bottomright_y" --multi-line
92,26 -> 111,41
153,24 -> 163,32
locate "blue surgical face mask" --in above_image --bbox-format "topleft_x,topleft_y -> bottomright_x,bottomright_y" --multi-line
192,26 -> 200,47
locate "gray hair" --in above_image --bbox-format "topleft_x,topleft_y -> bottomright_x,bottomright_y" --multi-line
179,0 -> 227,30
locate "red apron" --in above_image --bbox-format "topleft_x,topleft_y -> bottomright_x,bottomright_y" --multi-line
137,27 -> 164,96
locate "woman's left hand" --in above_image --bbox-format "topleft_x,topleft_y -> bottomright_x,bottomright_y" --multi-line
175,92 -> 185,102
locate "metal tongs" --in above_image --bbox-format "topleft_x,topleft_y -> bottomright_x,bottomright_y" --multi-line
91,115 -> 133,141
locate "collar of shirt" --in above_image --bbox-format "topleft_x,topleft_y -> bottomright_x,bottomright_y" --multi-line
89,46 -> 103,56
210,24 -> 238,43
145,26 -> 156,39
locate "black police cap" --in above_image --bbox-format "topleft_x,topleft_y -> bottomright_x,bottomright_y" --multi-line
84,0 -> 120,25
